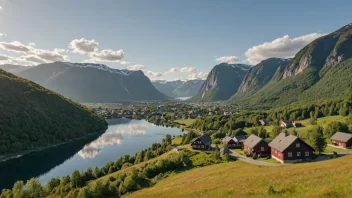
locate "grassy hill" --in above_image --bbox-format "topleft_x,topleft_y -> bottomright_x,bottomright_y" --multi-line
0,69 -> 107,156
127,155 -> 352,198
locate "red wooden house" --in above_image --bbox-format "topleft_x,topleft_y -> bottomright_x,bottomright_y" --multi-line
269,132 -> 315,163
331,132 -> 352,148
243,134 -> 270,156
222,135 -> 247,149
191,133 -> 212,150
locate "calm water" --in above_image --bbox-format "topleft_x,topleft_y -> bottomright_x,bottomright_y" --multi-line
0,119 -> 183,190
175,96 -> 191,101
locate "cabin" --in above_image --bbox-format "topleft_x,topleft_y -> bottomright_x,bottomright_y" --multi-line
258,119 -> 268,126
222,135 -> 247,149
293,121 -> 303,128
269,132 -> 315,163
331,132 -> 352,148
243,134 -> 270,156
280,120 -> 293,128
191,133 -> 212,150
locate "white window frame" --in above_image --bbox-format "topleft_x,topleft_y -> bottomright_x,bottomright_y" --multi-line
296,143 -> 300,147
288,152 -> 292,157
297,152 -> 301,157
261,147 -> 264,151
305,152 -> 310,156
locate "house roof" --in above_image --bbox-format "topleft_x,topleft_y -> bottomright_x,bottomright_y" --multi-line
199,133 -> 212,145
331,132 -> 352,143
222,136 -> 233,144
281,120 -> 292,124
268,132 -> 315,152
244,134 -> 264,148
233,135 -> 248,142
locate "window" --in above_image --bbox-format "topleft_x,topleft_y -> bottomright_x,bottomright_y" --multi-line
305,152 -> 310,156
288,152 -> 292,157
261,147 -> 264,151
296,143 -> 300,147
297,152 -> 301,157
201,145 -> 204,149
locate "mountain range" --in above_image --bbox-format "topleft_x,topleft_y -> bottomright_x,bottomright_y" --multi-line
152,79 -> 204,98
13,62 -> 168,103
189,23 -> 352,109
0,64 -> 34,75
230,23 -> 352,109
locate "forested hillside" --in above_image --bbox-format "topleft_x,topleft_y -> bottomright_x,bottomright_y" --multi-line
0,69 -> 107,156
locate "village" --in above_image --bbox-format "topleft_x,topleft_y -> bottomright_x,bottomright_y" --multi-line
190,119 -> 352,164
87,102 -> 352,164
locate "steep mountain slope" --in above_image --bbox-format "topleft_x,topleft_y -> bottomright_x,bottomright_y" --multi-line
172,79 -> 204,97
18,62 -> 168,102
0,64 -> 34,74
230,23 -> 352,109
191,63 -> 251,102
237,58 -> 291,93
0,69 -> 107,156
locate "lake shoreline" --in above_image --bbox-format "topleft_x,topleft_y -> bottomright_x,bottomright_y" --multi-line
0,130 -> 105,164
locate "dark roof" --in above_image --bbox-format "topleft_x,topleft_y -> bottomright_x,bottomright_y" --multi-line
282,120 -> 293,124
199,133 -> 212,145
269,132 -> 314,152
331,132 -> 352,143
244,134 -> 264,148
233,135 -> 248,142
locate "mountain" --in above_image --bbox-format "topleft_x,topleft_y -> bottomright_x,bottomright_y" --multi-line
152,80 -> 183,97
191,63 -> 251,102
152,79 -> 205,98
0,64 -> 34,74
172,79 -> 204,97
0,69 -> 107,156
237,58 -> 291,93
230,23 -> 352,109
18,62 -> 168,102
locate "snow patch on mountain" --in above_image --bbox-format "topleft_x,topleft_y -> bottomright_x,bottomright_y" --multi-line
63,62 -> 135,76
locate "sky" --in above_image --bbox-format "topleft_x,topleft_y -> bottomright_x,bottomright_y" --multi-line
0,0 -> 351,81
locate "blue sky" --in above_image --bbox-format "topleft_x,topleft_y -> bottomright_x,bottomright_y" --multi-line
0,0 -> 351,80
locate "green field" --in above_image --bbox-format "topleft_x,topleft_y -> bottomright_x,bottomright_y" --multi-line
127,155 -> 352,198
175,119 -> 197,127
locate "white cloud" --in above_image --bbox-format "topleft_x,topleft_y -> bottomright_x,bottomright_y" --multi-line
147,71 -> 163,77
120,60 -> 131,65
32,49 -> 69,62
69,38 -> 99,54
0,6 -> 2,10
0,54 -> 10,61
168,66 -> 198,73
89,49 -> 124,62
0,33 -> 5,37
0,41 -> 32,53
215,56 -> 240,64
245,33 -> 326,64
20,55 -> 47,64
127,64 -> 145,71
0,40 -> 69,65
188,72 -> 208,80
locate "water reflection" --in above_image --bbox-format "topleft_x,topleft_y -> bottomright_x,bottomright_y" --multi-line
1,119 -> 182,190
0,134 -> 99,190
78,124 -> 148,159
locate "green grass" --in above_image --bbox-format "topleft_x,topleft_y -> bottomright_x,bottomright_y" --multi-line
323,145 -> 351,154
175,119 -> 196,127
172,136 -> 182,145
127,155 -> 352,198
